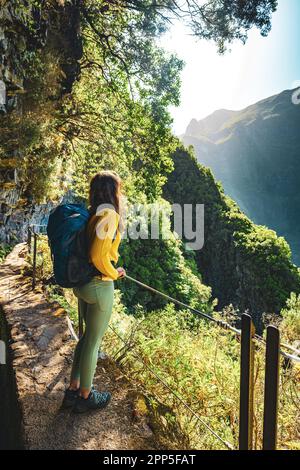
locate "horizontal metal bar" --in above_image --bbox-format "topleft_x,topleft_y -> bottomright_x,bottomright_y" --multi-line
125,275 -> 300,362
125,275 -> 240,334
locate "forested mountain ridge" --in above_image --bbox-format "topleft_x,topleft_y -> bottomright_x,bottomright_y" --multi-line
163,147 -> 300,329
182,89 -> 300,265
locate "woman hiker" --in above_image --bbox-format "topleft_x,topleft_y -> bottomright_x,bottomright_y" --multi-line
62,171 -> 126,413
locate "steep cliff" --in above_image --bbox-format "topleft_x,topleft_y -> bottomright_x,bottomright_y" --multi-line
163,146 -> 300,328
182,89 -> 300,265
0,0 -> 82,244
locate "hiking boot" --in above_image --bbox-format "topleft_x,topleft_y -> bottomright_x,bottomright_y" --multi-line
61,387 -> 79,409
72,388 -> 111,414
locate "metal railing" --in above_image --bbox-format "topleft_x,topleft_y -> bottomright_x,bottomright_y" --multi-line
27,224 -> 300,450
124,276 -> 293,450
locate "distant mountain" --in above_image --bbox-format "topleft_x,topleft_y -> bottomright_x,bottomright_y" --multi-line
182,89 -> 300,265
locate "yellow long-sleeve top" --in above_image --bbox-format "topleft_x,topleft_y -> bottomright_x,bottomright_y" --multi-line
87,207 -> 121,281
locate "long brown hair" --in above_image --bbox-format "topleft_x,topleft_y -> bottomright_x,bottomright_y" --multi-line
88,170 -> 122,218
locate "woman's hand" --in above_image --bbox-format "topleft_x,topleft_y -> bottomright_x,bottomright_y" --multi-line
117,267 -> 126,278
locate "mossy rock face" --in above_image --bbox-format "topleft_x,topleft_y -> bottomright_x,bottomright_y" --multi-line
0,2 -> 83,247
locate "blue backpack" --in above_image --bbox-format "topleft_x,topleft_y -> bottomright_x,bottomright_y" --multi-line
46,203 -> 100,287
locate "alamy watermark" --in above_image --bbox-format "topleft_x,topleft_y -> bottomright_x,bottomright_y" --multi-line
95,202 -> 205,251
291,81 -> 300,105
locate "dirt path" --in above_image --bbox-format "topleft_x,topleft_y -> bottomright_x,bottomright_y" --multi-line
0,243 -> 157,450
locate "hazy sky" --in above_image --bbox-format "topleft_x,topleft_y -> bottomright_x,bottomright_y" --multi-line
159,0 -> 300,135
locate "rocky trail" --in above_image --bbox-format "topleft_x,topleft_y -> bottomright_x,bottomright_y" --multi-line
0,243 -> 157,450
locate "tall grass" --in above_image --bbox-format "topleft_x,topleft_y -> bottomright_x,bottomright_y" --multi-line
28,235 -> 300,449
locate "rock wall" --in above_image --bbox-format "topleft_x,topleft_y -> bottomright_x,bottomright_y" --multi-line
0,1 -> 83,246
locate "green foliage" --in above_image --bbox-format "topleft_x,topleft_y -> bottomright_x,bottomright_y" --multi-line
5,0 -> 278,203
13,1 -> 42,36
280,293 -> 300,343
164,146 -> 300,327
63,9 -> 183,201
101,300 -> 299,450
0,48 -> 70,203
102,302 -> 239,449
233,224 -> 299,310
27,235 -> 53,280
26,209 -> 299,450
118,200 -> 213,313
46,285 -> 78,328
83,1 -> 277,54
38,270 -> 300,450
0,244 -> 13,262
27,211 -> 212,315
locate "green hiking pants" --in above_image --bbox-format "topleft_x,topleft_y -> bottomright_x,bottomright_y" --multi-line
70,277 -> 114,389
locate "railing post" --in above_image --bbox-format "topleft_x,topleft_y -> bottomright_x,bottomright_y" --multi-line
239,313 -> 255,450
263,325 -> 280,450
27,226 -> 32,254
32,230 -> 37,290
